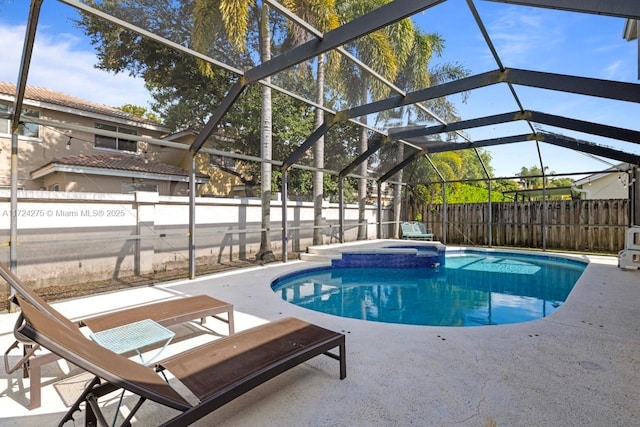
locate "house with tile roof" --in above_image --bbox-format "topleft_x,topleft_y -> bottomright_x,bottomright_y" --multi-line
0,82 -> 243,196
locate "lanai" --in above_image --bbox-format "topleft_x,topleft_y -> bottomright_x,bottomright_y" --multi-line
5,0 -> 640,278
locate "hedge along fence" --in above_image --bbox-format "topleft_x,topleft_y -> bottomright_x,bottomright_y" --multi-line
420,199 -> 629,254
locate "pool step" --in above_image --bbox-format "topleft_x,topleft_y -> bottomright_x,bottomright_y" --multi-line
302,240 -> 447,264
303,245 -> 343,262
299,252 -> 341,262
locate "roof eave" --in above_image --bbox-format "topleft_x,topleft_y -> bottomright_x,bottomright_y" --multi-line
31,164 -> 209,183
573,163 -> 630,186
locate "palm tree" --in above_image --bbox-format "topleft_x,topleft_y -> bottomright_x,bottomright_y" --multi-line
387,30 -> 468,235
193,0 -> 276,261
333,0 -> 412,240
385,29 -> 443,237
335,0 -> 459,240
257,6 -> 275,261
280,0 -> 339,245
193,0 -> 341,255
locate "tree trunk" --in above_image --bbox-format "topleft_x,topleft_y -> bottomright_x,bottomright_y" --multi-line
257,4 -> 275,262
313,54 -> 326,246
393,142 -> 404,238
357,77 -> 368,240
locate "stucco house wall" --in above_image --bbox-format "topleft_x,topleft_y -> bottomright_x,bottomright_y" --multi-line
0,83 -> 244,197
573,165 -> 630,200
0,84 -> 169,190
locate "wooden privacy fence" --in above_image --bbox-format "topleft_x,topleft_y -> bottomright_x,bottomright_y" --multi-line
419,199 -> 629,254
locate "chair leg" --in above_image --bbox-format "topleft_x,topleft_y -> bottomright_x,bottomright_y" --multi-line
26,350 -> 59,409
28,360 -> 41,410
210,310 -> 235,335
85,393 -> 108,427
22,345 -> 30,378
58,376 -> 102,427
227,309 -> 235,334
339,340 -> 347,380
5,340 -> 70,409
120,396 -> 147,427
3,341 -> 40,377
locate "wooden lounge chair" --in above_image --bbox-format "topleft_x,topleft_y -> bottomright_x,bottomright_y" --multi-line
401,222 -> 434,241
0,262 -> 234,409
13,293 -> 346,427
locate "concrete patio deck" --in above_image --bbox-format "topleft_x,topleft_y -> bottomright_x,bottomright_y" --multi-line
0,247 -> 639,426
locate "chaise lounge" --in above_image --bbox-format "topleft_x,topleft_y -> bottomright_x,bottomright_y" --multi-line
401,222 -> 434,241
1,262 -> 235,409
12,288 -> 346,426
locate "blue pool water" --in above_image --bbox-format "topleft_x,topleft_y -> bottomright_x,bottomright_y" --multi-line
271,250 -> 587,327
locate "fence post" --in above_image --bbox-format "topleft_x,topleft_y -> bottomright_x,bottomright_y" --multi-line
376,182 -> 382,239
488,179 -> 492,247
338,177 -> 344,243
281,169 -> 288,262
542,177 -> 547,250
134,191 -> 158,275
442,182 -> 447,244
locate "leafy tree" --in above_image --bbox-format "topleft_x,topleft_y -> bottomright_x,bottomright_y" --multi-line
77,0 -> 317,260
493,178 -> 520,196
550,177 -> 574,188
75,1 -> 246,132
430,181 -> 517,204
192,0 -> 343,255
192,0 -> 278,261
74,1 -> 504,246
516,165 -> 573,188
377,29 -> 467,237
116,104 -> 160,122
516,165 -> 546,189
398,145 -> 500,220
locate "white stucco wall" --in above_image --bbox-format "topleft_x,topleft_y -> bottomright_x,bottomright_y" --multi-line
0,190 -> 389,286
577,173 -> 628,199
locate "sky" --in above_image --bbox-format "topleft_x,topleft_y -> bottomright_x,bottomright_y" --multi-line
0,1 -> 151,107
0,0 -> 638,179
411,0 -> 640,179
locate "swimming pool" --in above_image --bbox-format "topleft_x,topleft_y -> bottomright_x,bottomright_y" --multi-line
271,249 -> 587,327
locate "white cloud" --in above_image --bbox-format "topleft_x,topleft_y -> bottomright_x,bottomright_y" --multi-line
485,7 -> 564,68
0,23 -> 152,108
602,60 -> 624,80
